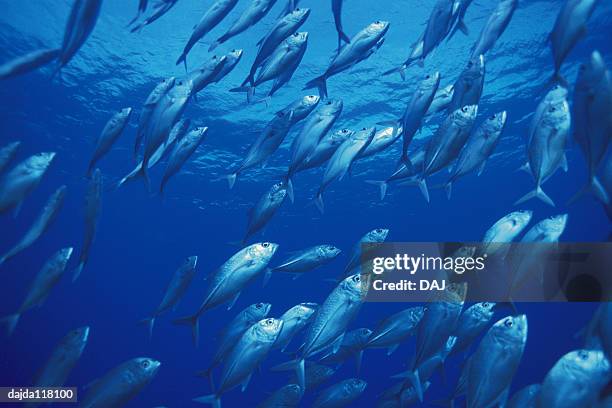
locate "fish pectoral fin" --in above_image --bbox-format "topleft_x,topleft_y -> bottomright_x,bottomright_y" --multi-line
477,160 -> 487,176
331,333 -> 345,354
227,291 -> 241,310
240,372 -> 253,392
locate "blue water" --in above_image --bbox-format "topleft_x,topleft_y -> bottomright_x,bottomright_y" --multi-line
0,0 -> 611,406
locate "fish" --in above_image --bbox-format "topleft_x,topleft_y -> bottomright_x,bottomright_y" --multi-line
271,245 -> 341,277
240,181 -> 288,247
199,302 -> 272,379
54,0 -> 103,76
243,8 -> 311,87
332,0 -> 350,52
224,110 -> 296,188
278,0 -> 302,17
130,0 -> 179,33
419,105 -> 478,202
319,328 -> 372,374
343,228 -> 389,276
448,0 -> 475,39
0,152 -> 55,216
173,242 -> 278,346
128,0 -> 149,26
357,126 -> 403,160
187,55 -> 228,95
572,51 -> 612,203
273,302 -> 318,352
451,302 -> 496,355
0,48 -> 60,80
286,98 -> 344,201
26,326 -> 89,407
140,256 -> 198,339
365,306 -> 424,355
304,21 -> 390,98
0,141 -> 20,175
175,0 -> 240,70
279,94 -> 321,125
480,210 -> 533,258
549,0 -> 599,84
231,32 -> 308,103
365,148 -> 426,200
312,378 -> 367,408
409,282 -> 467,401
507,384 -> 541,408
256,384 -> 303,408
272,274 -> 367,390
315,127 -> 376,213
210,49 -> 244,84
516,86 -> 571,206
78,357 -> 161,408
383,32 -> 424,78
467,315 -> 528,408
445,110 -> 507,198
537,349 -> 610,408
134,77 -> 176,158
160,126 -> 208,195
426,84 -> 455,116
209,0 -> 279,51
377,381 -> 431,408
380,72 -> 440,167
0,186 -> 66,267
420,0 -> 455,65
293,128 -> 354,174
447,55 -> 485,113
193,318 -> 283,407
288,362 -> 336,391
470,0 -> 518,59
0,247 -> 73,336
87,107 -> 133,176
72,169 -> 102,282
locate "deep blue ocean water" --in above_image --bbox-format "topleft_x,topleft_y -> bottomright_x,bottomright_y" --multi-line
0,0 -> 611,406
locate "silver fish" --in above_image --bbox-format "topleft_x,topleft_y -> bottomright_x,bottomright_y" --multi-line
447,55 -> 485,113
332,0 -> 350,51
225,110 -> 296,188
140,256 -> 198,338
134,77 -> 176,158
313,378 -> 367,408
271,245 -> 341,276
516,86 -> 570,206
343,228 -> 389,276
273,302 -> 318,352
426,84 -> 455,116
315,127 -> 376,213
160,126 -> 208,195
293,128 -> 353,173
304,21 -> 389,98
209,0 -> 279,51
87,107 -> 132,176
549,0 -> 598,83
27,326 -> 89,406
241,181 -> 288,247
272,274 -> 367,390
467,315 -> 528,408
256,384 -> 303,408
130,0 -> 178,33
279,94 -> 321,125
445,110 -> 507,198
0,152 -> 55,215
0,247 -> 73,336
480,210 -> 533,257
187,55 -> 228,95
538,349 -> 610,408
174,242 -> 278,346
365,148 -> 426,201
521,214 -> 568,243
0,141 -> 20,175
0,185 -> 66,267
365,306 -> 424,355
129,0 -> 149,26
420,0 -> 455,64
244,8 -> 311,86
200,302 -> 272,378
470,0 -> 518,59
448,0 -> 475,39
451,302 -> 496,355
508,384 -> 540,408
210,49 -> 244,84
286,98 -> 343,200
55,0 -> 102,75
0,48 -> 60,80
319,328 -> 372,375
72,169 -> 102,282
383,32 -> 424,78
193,318 -> 283,407
176,0 -> 240,69
357,126 -> 403,160
231,32 -> 308,103
78,357 -> 160,408
288,362 -> 336,391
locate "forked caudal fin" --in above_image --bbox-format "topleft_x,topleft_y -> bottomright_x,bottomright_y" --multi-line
138,317 -> 156,340
418,179 -> 430,203
314,193 -> 324,214
303,76 -> 328,99
173,314 -> 200,347
193,394 -> 221,408
364,180 -> 388,201
568,177 -> 609,206
515,185 -> 555,207
270,358 -> 305,391
72,262 -> 85,282
229,86 -> 256,103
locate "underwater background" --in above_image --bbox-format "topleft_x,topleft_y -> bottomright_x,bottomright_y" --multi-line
0,0 -> 611,406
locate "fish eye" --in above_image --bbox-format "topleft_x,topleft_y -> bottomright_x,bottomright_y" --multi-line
462,107 -> 468,112
326,101 -> 332,105
376,228 -> 382,233
361,127 -> 366,130
483,302 -> 490,307
578,350 -> 589,360
353,275 -> 360,282
375,20 -> 380,24
425,74 -> 430,79
262,242 -> 270,248
142,360 -> 150,368
266,318 -> 274,325
504,319 -> 514,328
489,114 -> 496,120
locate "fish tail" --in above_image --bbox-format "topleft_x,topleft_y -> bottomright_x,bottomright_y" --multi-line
284,175 -> 295,203
176,52 -> 188,72
270,358 -> 305,391
382,64 -> 408,80
173,314 -> 200,347
138,316 -> 156,340
568,177 -> 608,205
515,185 -> 555,207
314,192 -> 324,214
409,369 -> 423,402
130,22 -> 145,34
208,38 -> 222,52
418,178 -> 430,203
72,262 -> 85,282
444,181 -> 452,200
196,368 -> 217,390
193,394 -> 221,408
303,75 -> 328,98
0,313 -> 20,336
229,86 -> 255,103
86,161 -> 95,178
159,177 -> 168,198
137,161 -> 151,192
364,180 -> 388,201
